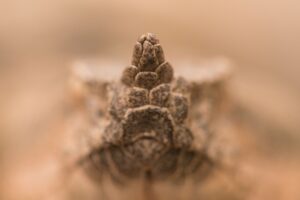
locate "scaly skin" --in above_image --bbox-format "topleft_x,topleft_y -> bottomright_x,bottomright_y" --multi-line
75,33 -> 220,185
67,33 -> 235,189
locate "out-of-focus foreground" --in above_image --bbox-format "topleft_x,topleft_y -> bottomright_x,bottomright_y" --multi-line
0,1 -> 300,200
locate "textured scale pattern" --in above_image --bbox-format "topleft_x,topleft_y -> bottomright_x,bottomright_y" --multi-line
74,33 -> 229,185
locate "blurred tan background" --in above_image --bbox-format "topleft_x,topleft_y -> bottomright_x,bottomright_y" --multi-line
0,0 -> 300,199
